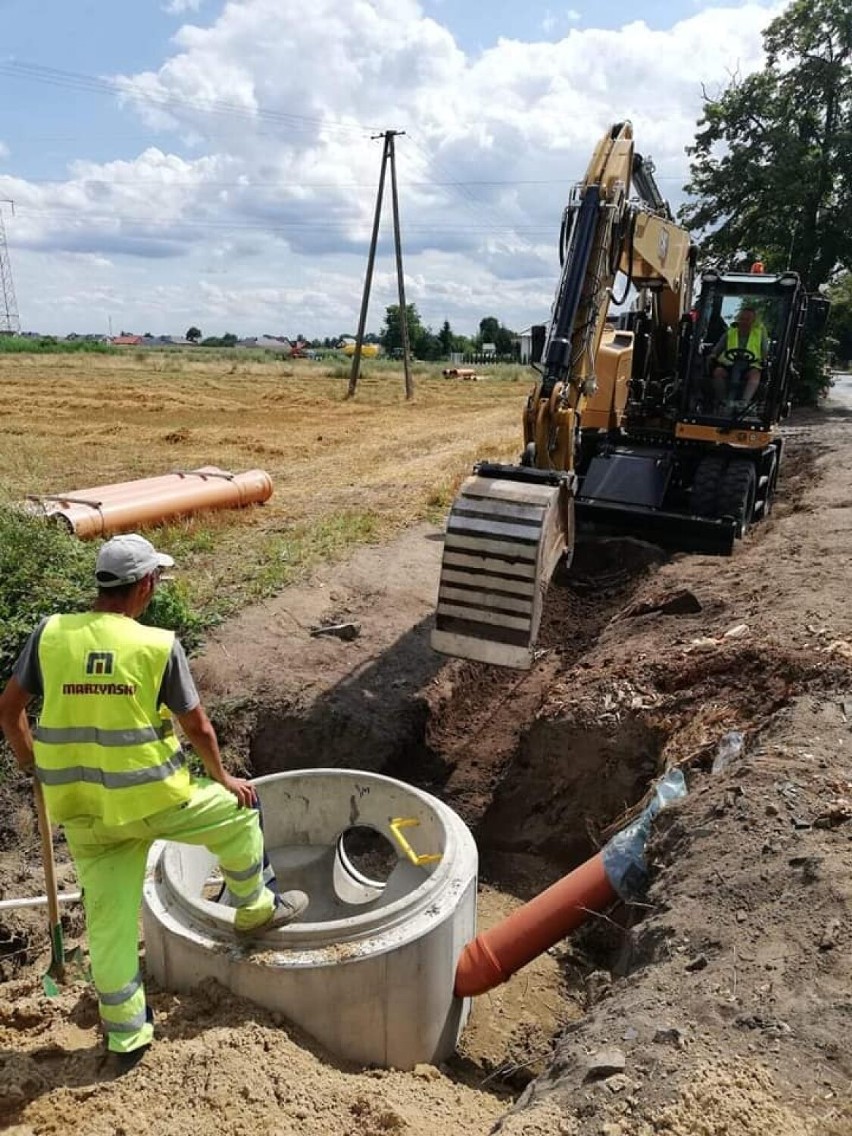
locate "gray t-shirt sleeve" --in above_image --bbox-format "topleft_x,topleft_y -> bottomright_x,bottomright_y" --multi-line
13,618 -> 49,697
158,639 -> 201,715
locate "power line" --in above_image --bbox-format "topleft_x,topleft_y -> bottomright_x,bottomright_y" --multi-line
0,173 -> 685,188
0,60 -> 382,138
9,202 -> 557,236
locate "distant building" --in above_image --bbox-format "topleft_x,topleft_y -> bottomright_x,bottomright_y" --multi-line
111,335 -> 143,347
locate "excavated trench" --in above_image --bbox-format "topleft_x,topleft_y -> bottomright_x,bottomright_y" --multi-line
244,536 -> 674,1086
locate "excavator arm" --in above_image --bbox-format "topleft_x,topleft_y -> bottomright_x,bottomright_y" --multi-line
431,122 -> 694,669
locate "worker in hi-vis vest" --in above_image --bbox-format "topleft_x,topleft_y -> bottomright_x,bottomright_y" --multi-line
710,304 -> 769,409
0,534 -> 309,1066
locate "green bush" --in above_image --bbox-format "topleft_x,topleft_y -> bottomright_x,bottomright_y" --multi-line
0,510 -> 93,682
0,336 -> 118,355
0,508 -> 209,685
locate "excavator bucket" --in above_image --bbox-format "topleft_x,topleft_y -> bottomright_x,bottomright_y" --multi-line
431,466 -> 576,669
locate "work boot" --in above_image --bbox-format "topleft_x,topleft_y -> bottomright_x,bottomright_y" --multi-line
236,890 -> 309,938
105,1007 -> 155,1075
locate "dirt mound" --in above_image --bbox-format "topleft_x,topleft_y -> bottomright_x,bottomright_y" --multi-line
0,978 -> 507,1136
493,694 -> 852,1135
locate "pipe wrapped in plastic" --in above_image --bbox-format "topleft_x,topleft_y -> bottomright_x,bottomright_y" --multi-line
27,466 -> 273,539
454,769 -> 687,998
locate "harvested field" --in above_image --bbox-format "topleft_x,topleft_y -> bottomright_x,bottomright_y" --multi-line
0,353 -> 524,617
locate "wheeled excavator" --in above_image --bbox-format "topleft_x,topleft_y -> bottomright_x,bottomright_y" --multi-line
431,121 -> 828,670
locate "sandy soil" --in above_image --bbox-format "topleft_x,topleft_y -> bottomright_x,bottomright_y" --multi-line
2,398 -> 852,1133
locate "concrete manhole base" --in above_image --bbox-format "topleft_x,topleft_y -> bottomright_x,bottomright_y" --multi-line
143,769 -> 478,1069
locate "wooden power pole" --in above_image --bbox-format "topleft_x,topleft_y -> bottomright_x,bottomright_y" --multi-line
348,131 -> 413,399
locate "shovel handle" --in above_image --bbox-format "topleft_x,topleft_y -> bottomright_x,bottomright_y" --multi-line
33,779 -> 63,948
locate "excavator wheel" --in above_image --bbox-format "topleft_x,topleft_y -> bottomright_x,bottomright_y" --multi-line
758,450 -> 779,518
691,453 -> 728,519
717,460 -> 757,538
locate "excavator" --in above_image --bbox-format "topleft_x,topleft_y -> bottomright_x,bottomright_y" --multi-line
431,121 -> 828,670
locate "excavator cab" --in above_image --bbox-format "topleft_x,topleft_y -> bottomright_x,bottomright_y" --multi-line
679,270 -> 805,430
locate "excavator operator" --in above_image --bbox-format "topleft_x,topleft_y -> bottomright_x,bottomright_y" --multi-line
710,304 -> 768,409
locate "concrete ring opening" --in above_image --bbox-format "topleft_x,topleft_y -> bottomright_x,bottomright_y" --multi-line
143,769 -> 478,1069
333,824 -> 398,906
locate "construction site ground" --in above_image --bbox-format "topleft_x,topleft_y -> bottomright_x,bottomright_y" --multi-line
2,367 -> 852,1134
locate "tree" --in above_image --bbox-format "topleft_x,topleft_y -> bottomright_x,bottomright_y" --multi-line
438,320 -> 454,357
380,303 -> 426,355
477,316 -> 517,356
681,0 -> 851,290
827,271 -> 852,367
186,326 -> 202,343
478,316 -> 501,347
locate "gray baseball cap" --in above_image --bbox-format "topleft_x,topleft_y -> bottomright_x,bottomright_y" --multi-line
95,533 -> 175,588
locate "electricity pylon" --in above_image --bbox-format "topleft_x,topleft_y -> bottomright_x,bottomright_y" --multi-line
0,200 -> 20,335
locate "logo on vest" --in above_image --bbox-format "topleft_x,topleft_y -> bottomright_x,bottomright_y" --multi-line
86,651 -> 115,676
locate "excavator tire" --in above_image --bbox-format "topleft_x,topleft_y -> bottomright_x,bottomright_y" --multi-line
717,460 -> 757,538
691,453 -> 728,519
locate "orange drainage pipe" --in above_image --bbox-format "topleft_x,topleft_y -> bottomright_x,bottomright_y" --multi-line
454,850 -> 616,998
27,466 -> 273,539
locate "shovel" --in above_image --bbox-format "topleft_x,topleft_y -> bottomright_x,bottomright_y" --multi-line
33,778 -> 87,995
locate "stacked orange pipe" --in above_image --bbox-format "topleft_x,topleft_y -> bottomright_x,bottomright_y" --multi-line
27,466 -> 273,539
454,851 -> 616,998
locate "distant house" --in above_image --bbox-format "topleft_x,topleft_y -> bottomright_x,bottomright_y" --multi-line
111,335 -> 143,347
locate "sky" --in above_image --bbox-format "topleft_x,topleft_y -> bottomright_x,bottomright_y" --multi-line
0,0 -> 783,339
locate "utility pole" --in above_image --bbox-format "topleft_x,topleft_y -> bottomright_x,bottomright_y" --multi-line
388,132 -> 413,400
348,131 -> 413,399
0,200 -> 20,336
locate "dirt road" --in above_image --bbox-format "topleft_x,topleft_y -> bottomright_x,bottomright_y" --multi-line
2,396 -> 851,1134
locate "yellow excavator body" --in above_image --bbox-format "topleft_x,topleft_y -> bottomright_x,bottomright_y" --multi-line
431,123 -> 817,670
432,122 -> 693,669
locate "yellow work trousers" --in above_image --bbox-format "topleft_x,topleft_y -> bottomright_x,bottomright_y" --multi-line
64,779 -> 274,1054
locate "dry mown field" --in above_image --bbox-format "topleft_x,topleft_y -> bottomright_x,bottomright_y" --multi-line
0,352 -> 524,618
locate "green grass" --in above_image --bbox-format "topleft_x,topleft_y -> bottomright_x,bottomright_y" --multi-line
0,336 -> 118,355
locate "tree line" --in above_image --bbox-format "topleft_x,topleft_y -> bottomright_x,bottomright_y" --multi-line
181,313 -> 521,360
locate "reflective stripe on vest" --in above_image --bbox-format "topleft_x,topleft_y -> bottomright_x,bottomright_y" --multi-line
36,749 -> 185,789
34,612 -> 191,826
719,324 -> 764,365
34,722 -> 175,747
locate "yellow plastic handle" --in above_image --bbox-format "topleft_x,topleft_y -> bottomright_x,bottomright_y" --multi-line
389,818 -> 442,867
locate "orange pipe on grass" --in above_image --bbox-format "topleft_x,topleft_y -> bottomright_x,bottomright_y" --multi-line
454,850 -> 616,998
30,466 -> 273,538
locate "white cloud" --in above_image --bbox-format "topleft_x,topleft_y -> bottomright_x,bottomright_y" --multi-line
163,0 -> 204,14
2,1 -> 783,336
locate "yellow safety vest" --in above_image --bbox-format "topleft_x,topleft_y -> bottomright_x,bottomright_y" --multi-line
33,613 -> 191,826
719,325 -> 764,366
